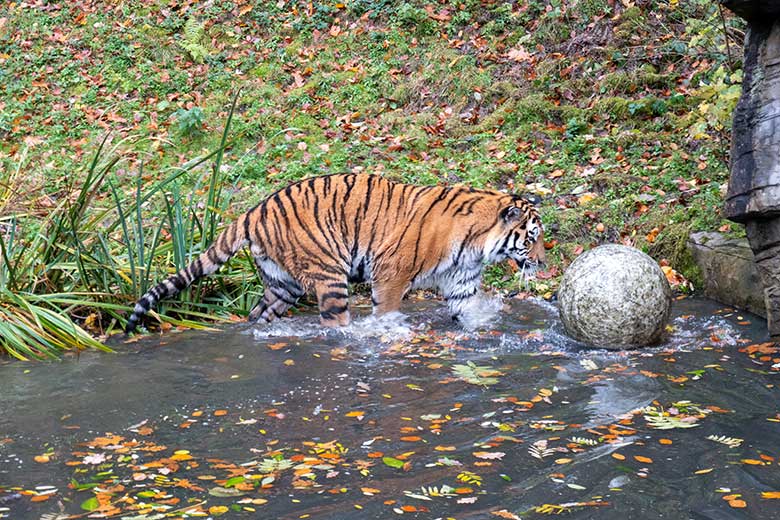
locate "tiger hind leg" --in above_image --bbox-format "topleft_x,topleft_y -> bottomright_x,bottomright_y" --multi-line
249,281 -> 304,323
315,279 -> 351,327
249,255 -> 304,323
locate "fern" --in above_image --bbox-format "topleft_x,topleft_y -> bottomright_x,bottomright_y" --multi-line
257,458 -> 293,473
706,435 -> 743,448
456,471 -> 482,486
404,485 -> 457,500
528,440 -> 555,460
643,401 -> 710,430
180,17 -> 209,63
535,504 -> 570,515
569,436 -> 598,446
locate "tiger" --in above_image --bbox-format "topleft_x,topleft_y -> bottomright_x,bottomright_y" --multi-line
125,173 -> 545,333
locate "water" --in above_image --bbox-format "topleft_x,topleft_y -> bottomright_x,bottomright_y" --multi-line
1,297 -> 779,519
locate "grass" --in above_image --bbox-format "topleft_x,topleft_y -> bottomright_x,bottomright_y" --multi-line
0,0 -> 746,358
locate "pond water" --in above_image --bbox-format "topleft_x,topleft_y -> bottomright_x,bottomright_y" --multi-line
1,297 -> 779,519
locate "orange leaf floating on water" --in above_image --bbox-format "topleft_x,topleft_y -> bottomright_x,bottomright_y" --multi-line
192,410 -> 204,417
345,411 -> 365,418
474,451 -> 505,460
435,445 -> 456,451
741,459 -> 764,465
745,343 -> 778,355
170,450 -> 193,461
367,451 -> 384,458
659,439 -> 673,445
267,342 -> 288,350
30,495 -> 51,502
214,410 -> 228,417
611,453 -> 625,460
761,491 -> 780,499
634,455 -> 653,464
400,436 -> 422,442
361,487 -> 381,495
34,454 -> 50,463
729,500 -> 747,508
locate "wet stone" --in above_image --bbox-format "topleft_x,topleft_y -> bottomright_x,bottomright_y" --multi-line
558,245 -> 672,349
687,231 -> 766,318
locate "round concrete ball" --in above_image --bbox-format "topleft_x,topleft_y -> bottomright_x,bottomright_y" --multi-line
558,244 -> 672,349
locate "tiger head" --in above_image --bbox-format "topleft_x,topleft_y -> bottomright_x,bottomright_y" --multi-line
484,196 -> 545,274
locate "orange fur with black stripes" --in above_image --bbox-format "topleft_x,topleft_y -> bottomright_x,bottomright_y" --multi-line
126,173 -> 544,332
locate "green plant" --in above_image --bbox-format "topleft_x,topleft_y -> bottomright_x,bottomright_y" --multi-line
175,107 -> 206,137
180,17 -> 210,63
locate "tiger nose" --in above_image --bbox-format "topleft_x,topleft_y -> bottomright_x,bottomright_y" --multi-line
529,234 -> 546,265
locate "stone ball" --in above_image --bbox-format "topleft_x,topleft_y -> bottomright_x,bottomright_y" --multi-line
558,244 -> 672,349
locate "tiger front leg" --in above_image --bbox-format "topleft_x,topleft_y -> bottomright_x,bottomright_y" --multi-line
371,277 -> 411,316
441,271 -> 485,323
315,280 -> 351,327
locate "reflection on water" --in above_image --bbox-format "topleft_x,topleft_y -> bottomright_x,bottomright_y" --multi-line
1,297 -> 779,520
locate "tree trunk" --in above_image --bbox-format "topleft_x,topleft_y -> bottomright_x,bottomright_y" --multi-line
720,2 -> 780,339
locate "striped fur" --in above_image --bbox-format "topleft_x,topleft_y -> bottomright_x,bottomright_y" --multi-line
125,173 -> 544,332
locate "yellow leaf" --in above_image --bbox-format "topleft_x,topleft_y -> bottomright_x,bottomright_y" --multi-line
761,491 -> 780,499
578,192 -> 597,206
209,506 -> 229,515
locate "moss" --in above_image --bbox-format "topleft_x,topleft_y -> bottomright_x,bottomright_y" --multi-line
289,113 -> 323,134
559,104 -> 586,122
601,67 -> 673,94
504,94 -> 559,126
648,221 -> 704,288
592,96 -> 631,119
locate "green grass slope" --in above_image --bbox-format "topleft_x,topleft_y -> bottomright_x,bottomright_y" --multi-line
0,0 -> 746,356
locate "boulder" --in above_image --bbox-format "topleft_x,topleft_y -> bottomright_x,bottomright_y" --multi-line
687,232 -> 766,318
558,245 -> 672,349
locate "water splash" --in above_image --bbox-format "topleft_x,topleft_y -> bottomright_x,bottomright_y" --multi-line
336,311 -> 422,341
455,293 -> 504,330
248,309 -> 423,343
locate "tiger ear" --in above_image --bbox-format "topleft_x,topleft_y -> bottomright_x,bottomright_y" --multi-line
502,206 -> 523,222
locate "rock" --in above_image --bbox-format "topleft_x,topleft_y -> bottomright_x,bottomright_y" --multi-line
744,220 -> 780,337
558,245 -> 671,349
720,1 -> 780,22
687,232 -> 766,318
723,18 -> 780,221
720,5 -> 780,339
